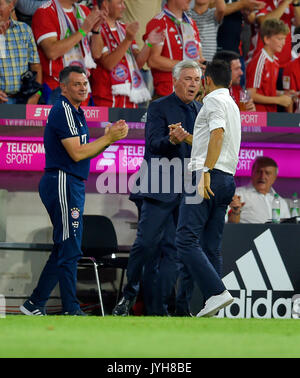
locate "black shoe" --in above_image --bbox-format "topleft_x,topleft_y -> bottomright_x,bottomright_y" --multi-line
112,297 -> 135,316
20,300 -> 46,316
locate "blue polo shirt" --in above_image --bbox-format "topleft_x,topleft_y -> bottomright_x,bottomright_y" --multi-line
44,95 -> 90,180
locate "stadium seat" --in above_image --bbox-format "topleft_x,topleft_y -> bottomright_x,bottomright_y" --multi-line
78,215 -> 130,316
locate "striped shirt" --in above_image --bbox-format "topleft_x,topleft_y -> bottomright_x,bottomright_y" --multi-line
44,95 -> 90,180
0,18 -> 40,95
246,48 -> 279,113
188,8 -> 220,62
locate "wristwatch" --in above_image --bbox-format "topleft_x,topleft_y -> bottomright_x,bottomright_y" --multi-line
203,166 -> 212,173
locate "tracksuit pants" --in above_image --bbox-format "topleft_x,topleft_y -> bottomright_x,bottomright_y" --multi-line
30,170 -> 85,313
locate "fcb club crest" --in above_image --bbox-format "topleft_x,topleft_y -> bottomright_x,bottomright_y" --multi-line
111,64 -> 129,82
132,70 -> 142,89
71,207 -> 80,220
184,41 -> 198,59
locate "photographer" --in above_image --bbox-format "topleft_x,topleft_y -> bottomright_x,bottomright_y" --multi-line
0,0 -> 42,104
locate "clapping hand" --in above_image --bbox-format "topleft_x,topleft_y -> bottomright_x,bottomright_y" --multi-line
105,120 -> 128,143
147,26 -> 165,46
81,6 -> 104,34
125,22 -> 140,42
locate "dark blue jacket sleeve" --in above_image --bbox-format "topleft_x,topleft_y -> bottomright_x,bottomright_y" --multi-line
145,100 -> 178,155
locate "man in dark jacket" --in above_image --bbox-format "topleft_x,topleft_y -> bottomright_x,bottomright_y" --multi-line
113,60 -> 202,316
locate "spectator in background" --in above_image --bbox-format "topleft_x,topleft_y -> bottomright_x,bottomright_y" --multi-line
15,0 -> 47,25
122,0 -> 162,91
217,0 -> 266,54
246,18 -> 292,112
283,53 -> 300,113
228,156 -> 290,223
144,0 -> 203,98
246,0 -> 300,72
188,0 -> 226,63
214,50 -> 256,110
0,0 -> 42,104
91,0 -> 164,108
122,0 -> 162,50
31,0 -> 104,105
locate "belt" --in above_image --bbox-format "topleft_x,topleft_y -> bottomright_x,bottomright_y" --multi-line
212,168 -> 233,176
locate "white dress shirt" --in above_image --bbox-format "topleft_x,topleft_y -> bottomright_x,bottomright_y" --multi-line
189,88 -> 241,175
236,184 -> 291,224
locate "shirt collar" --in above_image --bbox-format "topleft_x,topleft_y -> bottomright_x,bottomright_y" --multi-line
204,88 -> 229,102
60,95 -> 84,115
173,92 -> 196,111
9,17 -> 18,29
262,48 -> 278,62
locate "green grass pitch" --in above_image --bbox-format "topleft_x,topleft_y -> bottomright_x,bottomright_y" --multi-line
0,316 -> 299,358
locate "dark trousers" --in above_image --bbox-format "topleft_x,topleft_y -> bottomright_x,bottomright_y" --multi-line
175,263 -> 194,315
30,170 -> 85,312
124,197 -> 181,314
142,214 -> 178,315
176,170 -> 236,301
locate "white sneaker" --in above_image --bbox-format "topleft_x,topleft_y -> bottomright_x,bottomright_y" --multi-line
196,290 -> 233,318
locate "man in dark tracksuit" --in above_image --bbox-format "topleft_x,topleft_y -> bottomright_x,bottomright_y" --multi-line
20,66 -> 128,316
113,60 -> 202,316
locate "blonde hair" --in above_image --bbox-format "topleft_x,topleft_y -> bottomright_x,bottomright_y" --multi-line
261,19 -> 290,42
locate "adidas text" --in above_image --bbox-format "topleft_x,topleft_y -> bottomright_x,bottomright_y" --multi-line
216,290 -> 299,319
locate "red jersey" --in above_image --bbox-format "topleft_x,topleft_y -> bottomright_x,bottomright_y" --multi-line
229,85 -> 242,105
32,2 -> 90,90
90,23 -> 139,108
246,48 -> 279,112
143,10 -> 201,96
246,0 -> 294,68
283,57 -> 300,91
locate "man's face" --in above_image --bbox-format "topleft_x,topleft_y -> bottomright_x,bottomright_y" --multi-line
230,59 -> 243,86
174,68 -> 201,103
61,72 -> 89,105
172,0 -> 192,12
265,33 -> 287,54
108,0 -> 126,20
0,0 -> 14,23
252,165 -> 278,194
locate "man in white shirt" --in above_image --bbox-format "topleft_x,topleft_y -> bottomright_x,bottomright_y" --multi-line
174,60 -> 241,317
228,156 -> 290,223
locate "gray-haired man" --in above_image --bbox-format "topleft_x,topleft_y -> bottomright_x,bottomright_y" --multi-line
113,60 -> 202,317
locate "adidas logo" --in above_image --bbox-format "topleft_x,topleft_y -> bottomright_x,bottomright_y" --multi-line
96,146 -> 119,169
218,229 -> 296,319
140,112 -> 147,123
